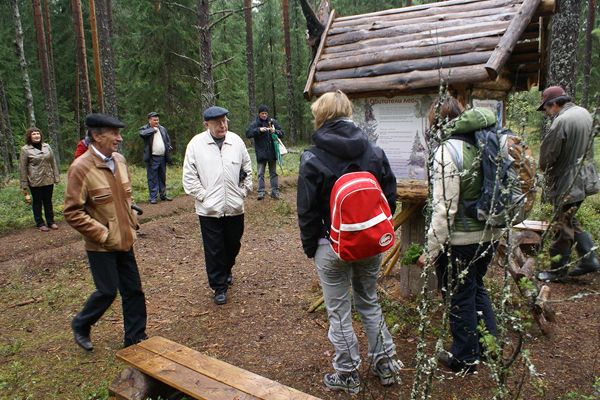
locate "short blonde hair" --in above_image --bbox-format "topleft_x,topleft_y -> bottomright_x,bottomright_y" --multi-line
311,90 -> 353,129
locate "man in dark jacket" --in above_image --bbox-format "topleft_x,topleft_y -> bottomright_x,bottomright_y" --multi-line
297,91 -> 401,395
537,86 -> 600,281
245,105 -> 284,200
139,111 -> 172,204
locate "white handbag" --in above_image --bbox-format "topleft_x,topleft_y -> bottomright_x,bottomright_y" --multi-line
277,138 -> 288,155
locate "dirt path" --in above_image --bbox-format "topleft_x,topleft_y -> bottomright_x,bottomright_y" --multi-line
0,185 -> 599,399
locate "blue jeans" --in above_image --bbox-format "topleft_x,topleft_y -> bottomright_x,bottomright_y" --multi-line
314,243 -> 396,372
436,242 -> 498,364
257,160 -> 278,196
146,155 -> 167,201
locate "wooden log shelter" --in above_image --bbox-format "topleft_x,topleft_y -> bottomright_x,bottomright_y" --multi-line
302,0 -> 556,298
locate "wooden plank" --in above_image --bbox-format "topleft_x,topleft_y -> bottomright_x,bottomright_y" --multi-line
116,345 -> 259,400
304,10 -> 335,100
513,220 -> 549,232
485,0 -> 542,80
139,337 -> 321,400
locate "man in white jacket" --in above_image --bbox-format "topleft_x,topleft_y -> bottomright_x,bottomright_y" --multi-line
183,106 -> 253,305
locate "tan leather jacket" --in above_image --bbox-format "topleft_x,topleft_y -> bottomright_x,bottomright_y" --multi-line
64,149 -> 138,252
19,144 -> 60,189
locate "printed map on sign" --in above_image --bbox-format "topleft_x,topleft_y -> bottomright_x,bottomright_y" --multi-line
354,96 -> 433,181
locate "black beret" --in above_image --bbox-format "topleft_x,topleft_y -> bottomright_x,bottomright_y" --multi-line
258,104 -> 268,113
147,111 -> 159,118
203,106 -> 229,121
85,113 -> 125,128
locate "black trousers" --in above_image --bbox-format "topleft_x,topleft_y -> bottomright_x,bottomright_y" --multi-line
72,249 -> 147,346
146,155 -> 167,201
30,184 -> 55,227
436,242 -> 498,364
199,214 -> 244,294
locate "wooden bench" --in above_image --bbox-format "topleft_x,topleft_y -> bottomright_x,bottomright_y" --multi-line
110,336 -> 321,400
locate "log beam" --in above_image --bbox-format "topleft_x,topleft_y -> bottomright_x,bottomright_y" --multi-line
485,0 -> 542,80
312,65 -> 490,98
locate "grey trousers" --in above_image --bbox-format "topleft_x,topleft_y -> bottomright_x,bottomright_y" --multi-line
314,243 -> 396,372
257,160 -> 278,195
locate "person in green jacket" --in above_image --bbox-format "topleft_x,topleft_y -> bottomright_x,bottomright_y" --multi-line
418,96 -> 501,374
537,86 -> 600,281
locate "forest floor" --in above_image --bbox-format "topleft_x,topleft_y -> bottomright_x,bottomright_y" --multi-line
0,177 -> 599,400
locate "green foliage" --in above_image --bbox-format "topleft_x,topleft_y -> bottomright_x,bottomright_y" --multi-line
401,243 -> 423,265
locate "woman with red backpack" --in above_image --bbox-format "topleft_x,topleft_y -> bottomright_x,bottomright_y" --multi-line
297,91 -> 401,394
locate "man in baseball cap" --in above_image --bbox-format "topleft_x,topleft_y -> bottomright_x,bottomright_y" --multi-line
64,113 -> 147,350
537,87 -> 600,281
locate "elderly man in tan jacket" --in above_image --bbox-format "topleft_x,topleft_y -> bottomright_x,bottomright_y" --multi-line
64,113 -> 147,352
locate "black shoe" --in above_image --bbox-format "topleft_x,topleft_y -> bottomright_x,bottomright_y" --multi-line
257,194 -> 265,201
124,334 -> 148,348
226,274 -> 233,286
270,192 -> 280,199
214,292 -> 227,305
538,247 -> 571,282
73,330 -> 93,352
160,196 -> 172,201
570,232 -> 600,276
437,351 -> 477,374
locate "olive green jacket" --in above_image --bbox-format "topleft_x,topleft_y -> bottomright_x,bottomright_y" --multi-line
19,143 -> 60,189
540,103 -> 599,206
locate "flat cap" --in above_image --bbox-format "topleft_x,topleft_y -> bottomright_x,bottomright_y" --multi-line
538,86 -> 569,111
85,113 -> 125,128
147,111 -> 159,118
203,106 -> 229,121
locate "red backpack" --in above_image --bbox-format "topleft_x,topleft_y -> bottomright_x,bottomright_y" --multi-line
329,171 -> 395,261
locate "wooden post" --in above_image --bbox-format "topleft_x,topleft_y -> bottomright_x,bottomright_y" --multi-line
398,202 -> 436,297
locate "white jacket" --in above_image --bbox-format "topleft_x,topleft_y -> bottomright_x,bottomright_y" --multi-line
183,130 -> 252,217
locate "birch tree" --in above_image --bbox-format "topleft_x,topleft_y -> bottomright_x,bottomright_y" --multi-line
10,0 -> 36,127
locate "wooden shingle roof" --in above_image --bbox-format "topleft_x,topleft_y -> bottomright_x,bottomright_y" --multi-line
304,0 -> 556,99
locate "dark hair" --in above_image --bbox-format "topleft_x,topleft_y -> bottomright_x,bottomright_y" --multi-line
427,96 -> 464,126
546,96 -> 571,108
25,127 -> 43,145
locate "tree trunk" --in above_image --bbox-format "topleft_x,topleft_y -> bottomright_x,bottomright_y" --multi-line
547,0 -> 582,95
72,0 -> 93,115
11,0 -> 36,127
0,79 -> 15,175
282,0 -> 297,143
197,0 -> 215,112
32,0 -> 61,165
43,0 -> 61,159
244,0 -> 256,121
89,0 -> 104,111
582,0 -> 596,109
95,0 -> 118,115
